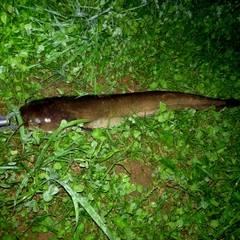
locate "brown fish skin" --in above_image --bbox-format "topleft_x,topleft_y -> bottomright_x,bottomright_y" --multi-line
19,91 -> 240,132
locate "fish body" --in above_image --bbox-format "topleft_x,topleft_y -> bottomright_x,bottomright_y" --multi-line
19,91 -> 240,132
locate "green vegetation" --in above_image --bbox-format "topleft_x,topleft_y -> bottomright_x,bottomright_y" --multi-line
0,0 -> 239,239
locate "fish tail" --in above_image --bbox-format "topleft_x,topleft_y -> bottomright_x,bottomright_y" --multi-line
225,98 -> 240,108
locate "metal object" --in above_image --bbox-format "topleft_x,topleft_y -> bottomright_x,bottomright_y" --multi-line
0,113 -> 15,128
0,118 -> 10,127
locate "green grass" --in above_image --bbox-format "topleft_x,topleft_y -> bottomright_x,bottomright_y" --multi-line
0,0 -> 240,239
